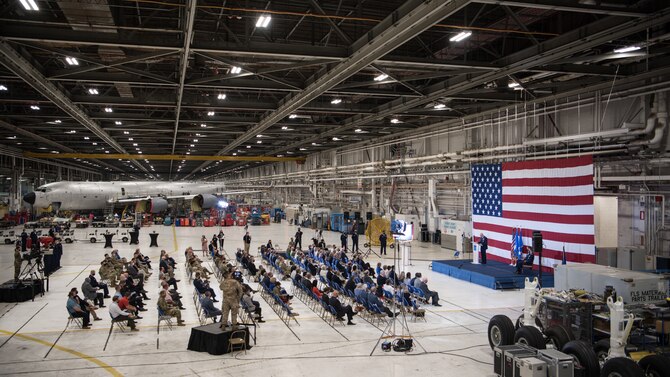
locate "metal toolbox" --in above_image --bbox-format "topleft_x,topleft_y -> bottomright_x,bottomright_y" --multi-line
504,348 -> 537,377
494,345 -> 523,376
537,349 -> 574,377
516,357 -> 548,377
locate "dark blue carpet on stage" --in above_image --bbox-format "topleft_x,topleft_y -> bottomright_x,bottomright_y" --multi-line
431,260 -> 554,290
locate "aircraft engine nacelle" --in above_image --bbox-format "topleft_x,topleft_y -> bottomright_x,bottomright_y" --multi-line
135,197 -> 168,213
191,194 -> 218,212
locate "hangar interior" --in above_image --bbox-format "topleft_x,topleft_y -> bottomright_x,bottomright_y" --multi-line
0,0 -> 669,376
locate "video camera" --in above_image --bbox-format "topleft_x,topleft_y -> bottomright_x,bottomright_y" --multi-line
23,248 -> 44,263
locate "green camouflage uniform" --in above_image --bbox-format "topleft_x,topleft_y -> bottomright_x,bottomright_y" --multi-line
220,278 -> 243,327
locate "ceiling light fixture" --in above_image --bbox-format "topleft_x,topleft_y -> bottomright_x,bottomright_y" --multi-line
115,121 -> 122,125
65,57 -> 78,66
92,142 -> 98,145
123,131 -> 129,135
331,98 -> 342,105
30,105 -> 40,110
355,129 -> 363,133
217,93 -> 227,100
433,103 -> 446,110
133,143 -> 138,147
256,140 -> 262,144
54,119 -> 61,124
450,30 -> 472,42
390,118 -> 401,124
230,66 -> 242,74
104,107 -> 112,112
88,88 -> 99,95
332,137 -> 341,141
19,0 -> 39,11
281,126 -> 289,130
255,15 -> 271,28
193,139 -> 198,142
84,136 -> 90,140
232,153 -> 237,156
613,45 -> 641,54
246,145 -> 251,149
256,134 -> 263,138
200,123 -> 207,128
0,85 -> 7,91
289,114 -> 298,119
374,73 -> 389,81
299,148 -> 307,151
508,82 -> 520,88
207,111 -> 214,116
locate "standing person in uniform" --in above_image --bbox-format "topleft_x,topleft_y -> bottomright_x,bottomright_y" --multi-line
30,230 -> 39,251
220,271 -> 243,329
340,232 -> 348,252
53,239 -> 63,269
351,231 -> 359,253
200,235 -> 208,257
218,230 -> 224,250
243,232 -> 251,253
20,229 -> 28,252
379,231 -> 388,255
14,243 -> 22,281
294,228 -> 303,250
478,233 -> 488,264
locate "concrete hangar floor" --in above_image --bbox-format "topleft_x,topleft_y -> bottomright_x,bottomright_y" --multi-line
0,222 -> 523,377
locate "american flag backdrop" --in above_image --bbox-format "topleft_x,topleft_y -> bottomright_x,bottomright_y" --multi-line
471,156 -> 595,269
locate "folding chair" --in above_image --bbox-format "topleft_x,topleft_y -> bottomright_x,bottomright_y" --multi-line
66,315 -> 83,329
157,306 -> 174,333
228,329 -> 247,355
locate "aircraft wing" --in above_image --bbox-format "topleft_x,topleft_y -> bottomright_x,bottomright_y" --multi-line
109,190 -> 263,203
110,196 -> 152,204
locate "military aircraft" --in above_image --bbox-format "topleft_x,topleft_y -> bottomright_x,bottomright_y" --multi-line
22,181 -> 260,213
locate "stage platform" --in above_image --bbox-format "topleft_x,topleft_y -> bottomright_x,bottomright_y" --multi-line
431,260 -> 554,290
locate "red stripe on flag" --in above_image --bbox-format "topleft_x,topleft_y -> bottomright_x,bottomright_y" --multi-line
503,175 -> 593,187
473,222 -> 594,244
503,156 -> 593,171
503,195 -> 593,206
502,211 -> 594,225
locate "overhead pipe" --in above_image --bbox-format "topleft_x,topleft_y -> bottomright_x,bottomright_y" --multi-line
632,91 -> 668,147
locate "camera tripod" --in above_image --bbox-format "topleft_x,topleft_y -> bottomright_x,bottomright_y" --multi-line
361,243 -> 381,259
370,239 -> 425,356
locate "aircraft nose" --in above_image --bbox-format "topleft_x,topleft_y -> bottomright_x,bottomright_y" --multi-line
23,192 -> 36,205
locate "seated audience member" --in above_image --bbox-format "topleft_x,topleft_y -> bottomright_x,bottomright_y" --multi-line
200,291 -> 222,321
118,290 -> 143,318
354,283 -> 367,300
161,281 -> 184,309
311,280 -> 323,299
416,277 -> 441,306
158,290 -> 185,326
82,276 -> 105,308
241,286 -> 265,323
193,272 -> 218,301
330,290 -> 356,325
72,287 -> 103,321
88,270 -> 110,298
66,289 -> 91,329
109,296 -> 139,331
367,286 -> 398,318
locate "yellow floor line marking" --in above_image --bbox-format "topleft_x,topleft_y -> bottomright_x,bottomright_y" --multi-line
172,224 -> 178,254
0,329 -> 123,377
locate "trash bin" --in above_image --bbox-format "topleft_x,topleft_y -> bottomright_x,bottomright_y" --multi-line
432,230 -> 441,244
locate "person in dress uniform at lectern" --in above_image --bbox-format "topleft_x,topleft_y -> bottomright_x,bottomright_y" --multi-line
478,233 -> 488,264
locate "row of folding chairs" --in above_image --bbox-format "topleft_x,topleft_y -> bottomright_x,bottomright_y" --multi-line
258,281 -> 300,327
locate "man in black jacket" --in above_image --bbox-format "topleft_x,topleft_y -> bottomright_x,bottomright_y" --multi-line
88,270 -> 109,298
294,228 -> 303,249
330,291 -> 356,325
379,231 -> 387,255
243,232 -> 251,253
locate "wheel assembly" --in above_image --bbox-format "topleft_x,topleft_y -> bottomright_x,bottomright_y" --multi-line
488,314 -> 515,350
561,340 -> 600,377
544,324 -> 574,350
514,325 -> 546,349
638,354 -> 670,377
601,357 -> 644,377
